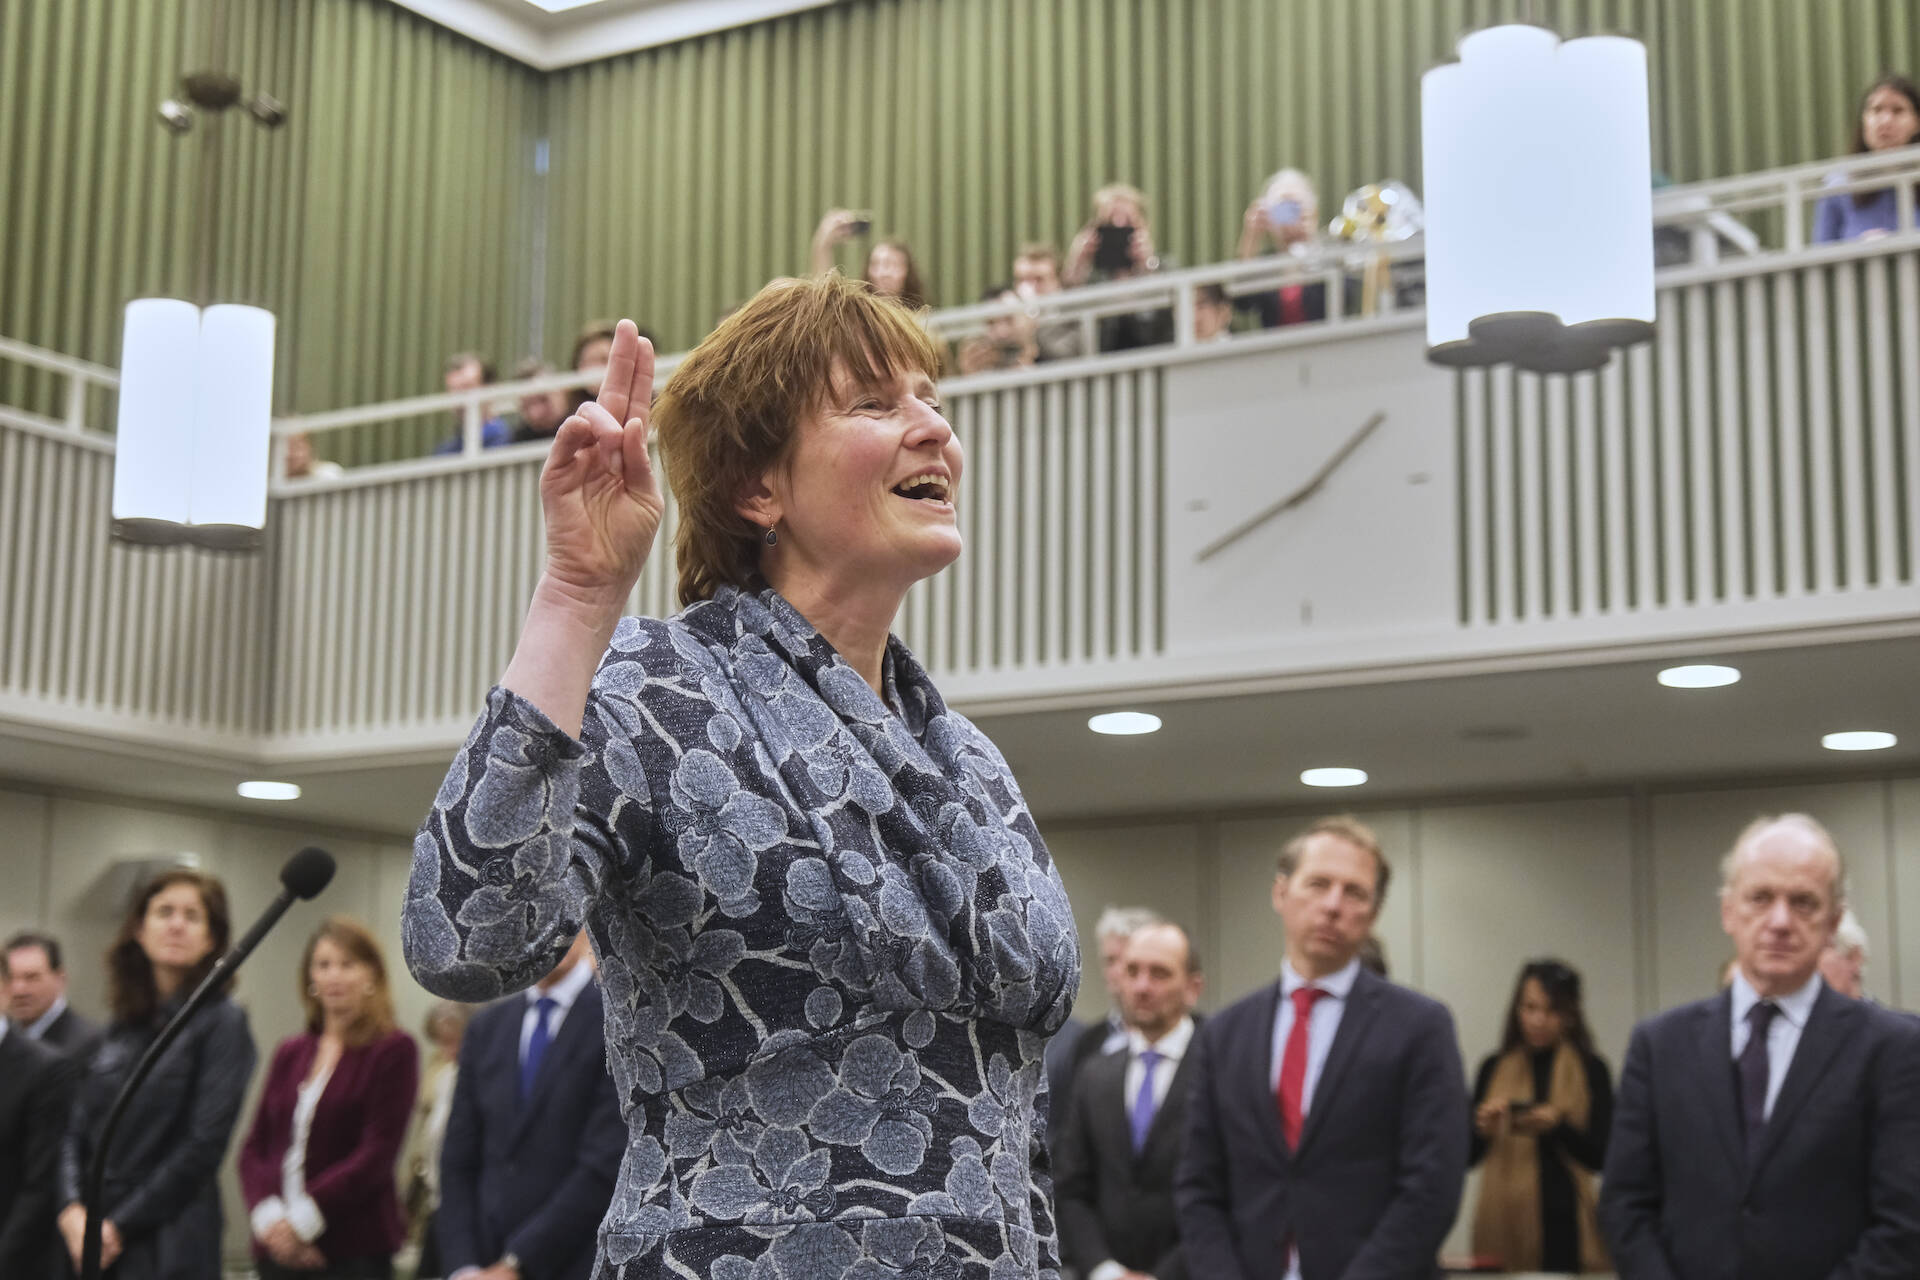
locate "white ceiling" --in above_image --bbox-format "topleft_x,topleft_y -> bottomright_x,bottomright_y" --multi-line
2,635 -> 1913,839
389,0 -> 838,70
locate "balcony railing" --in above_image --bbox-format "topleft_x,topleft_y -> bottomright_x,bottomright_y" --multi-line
4,150 -> 1919,761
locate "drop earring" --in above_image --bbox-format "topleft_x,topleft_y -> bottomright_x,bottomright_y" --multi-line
764,525 -> 779,547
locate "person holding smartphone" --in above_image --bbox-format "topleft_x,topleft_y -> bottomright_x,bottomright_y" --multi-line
1236,168 -> 1329,329
1468,959 -> 1613,1274
810,208 -> 930,308
1064,184 -> 1172,351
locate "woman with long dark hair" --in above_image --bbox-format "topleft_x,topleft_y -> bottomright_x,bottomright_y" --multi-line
55,869 -> 258,1279
241,917 -> 420,1279
810,209 -> 932,308
1467,959 -> 1612,1274
1814,74 -> 1920,243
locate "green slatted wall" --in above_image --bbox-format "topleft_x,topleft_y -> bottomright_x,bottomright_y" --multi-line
5,1 -> 1920,461
539,0 -> 1920,356
1,0 -> 542,464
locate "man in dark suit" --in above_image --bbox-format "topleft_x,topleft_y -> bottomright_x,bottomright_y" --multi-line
3,931 -> 103,1059
1600,814 -> 1920,1280
439,932 -> 623,1280
1176,816 -> 1468,1280
1056,921 -> 1206,1280
1055,907 -> 1166,1136
0,1015 -> 77,1277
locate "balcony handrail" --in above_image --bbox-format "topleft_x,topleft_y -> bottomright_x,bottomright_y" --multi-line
7,146 -> 1920,468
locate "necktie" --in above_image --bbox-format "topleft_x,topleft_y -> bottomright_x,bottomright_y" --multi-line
1277,986 -> 1328,1150
1737,999 -> 1779,1154
520,996 -> 557,1103
1130,1048 -> 1163,1153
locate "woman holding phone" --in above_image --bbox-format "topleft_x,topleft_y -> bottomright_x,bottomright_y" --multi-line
810,208 -> 931,308
1468,959 -> 1613,1274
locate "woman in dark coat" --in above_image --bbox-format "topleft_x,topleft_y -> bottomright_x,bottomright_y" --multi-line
240,916 -> 419,1279
57,869 -> 258,1280
403,274 -> 1079,1279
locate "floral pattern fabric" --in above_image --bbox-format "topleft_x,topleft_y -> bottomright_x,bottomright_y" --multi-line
404,584 -> 1081,1279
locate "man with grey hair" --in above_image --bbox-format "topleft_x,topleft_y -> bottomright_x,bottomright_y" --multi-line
1818,909 -> 1870,1000
1046,907 -> 1165,1146
1601,814 -> 1920,1279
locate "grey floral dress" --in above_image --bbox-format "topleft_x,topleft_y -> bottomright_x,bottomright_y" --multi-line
403,583 -> 1081,1280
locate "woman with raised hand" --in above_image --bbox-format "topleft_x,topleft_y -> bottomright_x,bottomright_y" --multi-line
240,917 -> 419,1280
403,276 -> 1079,1280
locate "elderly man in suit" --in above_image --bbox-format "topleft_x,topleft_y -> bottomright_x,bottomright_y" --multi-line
0,1015 -> 77,1277
438,932 -> 623,1280
4,931 -> 103,1059
1056,921 -> 1206,1280
1600,814 -> 1920,1280
1175,816 -> 1467,1280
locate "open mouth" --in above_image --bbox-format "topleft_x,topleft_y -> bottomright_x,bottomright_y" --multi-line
890,472 -> 952,505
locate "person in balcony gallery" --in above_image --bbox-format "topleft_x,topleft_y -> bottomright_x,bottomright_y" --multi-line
1814,74 -> 1920,244
402,273 -> 1080,1280
811,209 -> 933,309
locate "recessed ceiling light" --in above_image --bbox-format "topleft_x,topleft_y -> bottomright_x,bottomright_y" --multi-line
1658,664 -> 1741,688
1301,767 -> 1368,788
1088,711 -> 1161,736
1822,731 -> 1897,752
238,780 -> 302,800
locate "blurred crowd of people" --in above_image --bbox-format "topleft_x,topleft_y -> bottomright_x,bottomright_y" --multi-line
1,805 -> 1910,1280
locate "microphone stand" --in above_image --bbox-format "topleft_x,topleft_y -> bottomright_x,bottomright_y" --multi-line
79,847 -> 333,1280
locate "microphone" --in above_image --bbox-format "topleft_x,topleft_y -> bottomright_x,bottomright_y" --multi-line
80,847 -> 336,1280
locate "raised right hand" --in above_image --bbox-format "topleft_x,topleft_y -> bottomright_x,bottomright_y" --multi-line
539,319 -> 665,603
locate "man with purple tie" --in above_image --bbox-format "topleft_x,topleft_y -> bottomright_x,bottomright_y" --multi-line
1175,817 -> 1468,1280
1600,815 -> 1920,1280
1055,922 -> 1206,1280
438,932 -> 622,1280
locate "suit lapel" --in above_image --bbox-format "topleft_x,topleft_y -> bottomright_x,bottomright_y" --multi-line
1242,981 -> 1291,1165
1294,971 -> 1382,1159
1689,994 -> 1746,1172
507,985 -> 597,1150
1746,986 -> 1856,1186
1139,1043 -> 1197,1168
1083,1050 -> 1131,1167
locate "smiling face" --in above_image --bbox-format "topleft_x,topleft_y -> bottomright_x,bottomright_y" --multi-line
754,362 -> 962,595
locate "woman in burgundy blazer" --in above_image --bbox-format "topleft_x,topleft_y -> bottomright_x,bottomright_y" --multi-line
241,918 -> 420,1280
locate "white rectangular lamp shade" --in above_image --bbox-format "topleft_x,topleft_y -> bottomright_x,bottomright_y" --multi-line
113,299 -> 202,532
112,299 -> 275,548
1422,25 -> 1654,370
190,305 -> 275,533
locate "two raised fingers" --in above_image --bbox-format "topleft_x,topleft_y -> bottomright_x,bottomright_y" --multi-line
594,318 -> 654,427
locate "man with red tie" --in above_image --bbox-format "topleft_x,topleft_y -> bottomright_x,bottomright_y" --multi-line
1176,817 -> 1468,1280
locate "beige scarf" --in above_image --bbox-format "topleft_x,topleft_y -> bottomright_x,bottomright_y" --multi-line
1469,1042 -> 1610,1273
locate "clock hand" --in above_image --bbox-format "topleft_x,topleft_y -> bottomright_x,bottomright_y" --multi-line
1194,410 -> 1388,562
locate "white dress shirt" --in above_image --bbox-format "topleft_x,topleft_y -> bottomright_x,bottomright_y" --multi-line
0,1017 -> 10,1046
1099,1009 -> 1130,1057
1729,968 -> 1823,1121
520,956 -> 594,1066
25,994 -> 68,1040
1088,1017 -> 1197,1280
1268,957 -> 1362,1280
250,1058 -> 336,1244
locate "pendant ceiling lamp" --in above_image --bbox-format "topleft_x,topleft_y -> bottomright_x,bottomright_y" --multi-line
111,0 -> 288,550
1421,25 -> 1655,373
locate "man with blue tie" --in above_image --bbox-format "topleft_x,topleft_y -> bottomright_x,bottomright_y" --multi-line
439,932 -> 622,1280
1055,921 -> 1205,1280
1600,814 -> 1920,1280
1176,816 -> 1468,1280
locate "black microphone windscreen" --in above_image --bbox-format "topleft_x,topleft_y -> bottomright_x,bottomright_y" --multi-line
281,846 -> 336,900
